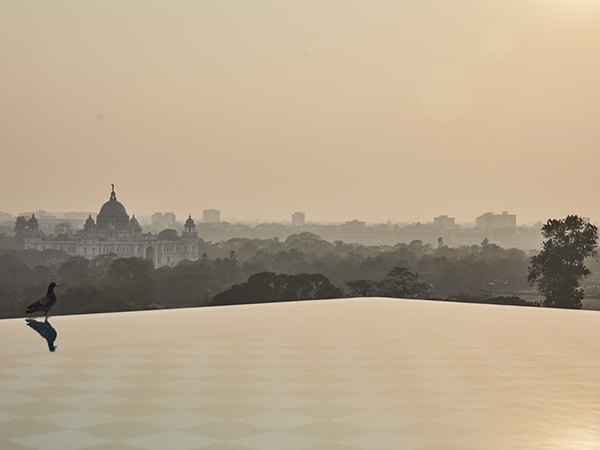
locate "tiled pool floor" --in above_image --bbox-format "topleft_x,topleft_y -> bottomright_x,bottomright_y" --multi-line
1,298 -> 599,449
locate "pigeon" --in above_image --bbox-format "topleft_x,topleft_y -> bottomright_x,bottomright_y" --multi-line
26,319 -> 58,352
26,282 -> 58,320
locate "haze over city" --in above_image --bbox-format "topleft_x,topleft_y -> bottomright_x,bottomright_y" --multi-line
4,3 -> 600,449
2,1 -> 600,223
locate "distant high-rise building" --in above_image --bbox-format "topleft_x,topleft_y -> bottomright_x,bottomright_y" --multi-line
152,212 -> 176,229
336,220 -> 376,244
292,212 -> 305,226
0,211 -> 14,223
164,212 -> 175,225
151,213 -> 162,228
476,211 -> 516,230
433,215 -> 455,229
203,209 -> 221,223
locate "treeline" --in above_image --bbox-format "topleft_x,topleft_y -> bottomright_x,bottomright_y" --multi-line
210,234 -> 534,300
0,232 -> 543,318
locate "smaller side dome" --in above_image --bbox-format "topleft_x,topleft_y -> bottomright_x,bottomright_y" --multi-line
28,214 -> 38,224
130,214 -> 139,224
86,214 -> 95,225
183,214 -> 197,237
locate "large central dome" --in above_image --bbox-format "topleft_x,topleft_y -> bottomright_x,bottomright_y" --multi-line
98,185 -> 128,218
96,185 -> 131,236
99,197 -> 127,216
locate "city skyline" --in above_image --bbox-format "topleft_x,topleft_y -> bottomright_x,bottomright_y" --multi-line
3,203 -> 587,227
14,185 -> 545,251
2,1 -> 600,224
4,186 -> 599,227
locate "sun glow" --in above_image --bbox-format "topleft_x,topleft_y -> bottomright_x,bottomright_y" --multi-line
546,0 -> 600,11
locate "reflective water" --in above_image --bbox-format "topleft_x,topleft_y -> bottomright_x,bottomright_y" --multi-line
1,299 -> 599,449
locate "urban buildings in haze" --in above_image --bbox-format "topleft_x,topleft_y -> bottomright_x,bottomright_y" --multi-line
14,194 -> 545,251
292,212 -> 305,226
476,212 -> 517,230
17,211 -> 86,233
203,209 -> 221,223
151,212 -> 176,230
433,215 -> 456,229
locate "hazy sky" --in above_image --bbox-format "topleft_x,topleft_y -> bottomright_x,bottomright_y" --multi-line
2,0 -> 600,224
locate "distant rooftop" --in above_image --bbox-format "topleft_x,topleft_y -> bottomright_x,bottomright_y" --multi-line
1,299 -> 599,449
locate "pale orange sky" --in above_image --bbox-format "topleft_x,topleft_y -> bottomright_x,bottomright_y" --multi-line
1,1 -> 600,224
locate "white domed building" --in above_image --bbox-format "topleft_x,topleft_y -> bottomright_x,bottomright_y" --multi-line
24,186 -> 199,267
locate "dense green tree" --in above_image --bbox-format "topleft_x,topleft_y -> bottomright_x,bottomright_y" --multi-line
92,253 -> 118,279
407,240 -> 434,258
107,257 -> 155,289
0,251 -> 30,287
157,229 -> 179,240
31,265 -> 53,286
380,266 -> 430,299
285,273 -> 344,300
13,216 -> 28,249
54,286 -> 134,315
156,258 -> 240,307
21,249 -> 70,267
211,256 -> 244,286
347,266 -> 429,299
528,215 -> 598,309
212,272 -> 342,306
57,257 -> 93,287
0,233 -> 17,251
346,279 -> 377,297
213,272 -> 287,305
284,232 -> 335,256
106,258 -> 156,309
447,293 -> 539,307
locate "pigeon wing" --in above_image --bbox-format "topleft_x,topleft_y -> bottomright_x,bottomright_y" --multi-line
26,319 -> 58,352
26,296 -> 50,313
26,319 -> 53,340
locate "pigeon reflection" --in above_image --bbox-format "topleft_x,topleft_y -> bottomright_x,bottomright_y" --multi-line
26,319 -> 58,352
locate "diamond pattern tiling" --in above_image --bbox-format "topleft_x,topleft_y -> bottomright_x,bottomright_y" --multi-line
184,420 -> 266,440
122,430 -> 219,450
1,298 -> 600,449
14,429 -> 109,450
235,411 -> 320,431
229,430 -> 326,450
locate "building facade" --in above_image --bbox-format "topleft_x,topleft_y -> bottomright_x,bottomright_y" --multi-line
292,212 -> 305,226
433,215 -> 456,229
203,209 -> 221,223
24,186 -> 199,268
475,211 -> 517,230
151,212 -> 176,230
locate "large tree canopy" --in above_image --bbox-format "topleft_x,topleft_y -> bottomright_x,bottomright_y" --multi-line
157,229 -> 180,240
528,215 -> 598,309
347,266 -> 430,299
211,272 -> 343,306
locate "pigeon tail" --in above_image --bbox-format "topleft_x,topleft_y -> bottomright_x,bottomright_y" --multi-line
26,301 -> 44,314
